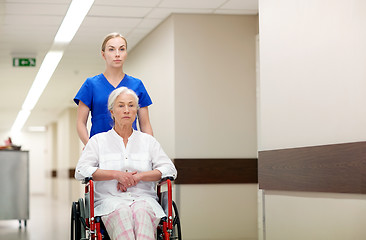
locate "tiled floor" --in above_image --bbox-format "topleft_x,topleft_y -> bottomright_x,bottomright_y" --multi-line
0,194 -> 70,240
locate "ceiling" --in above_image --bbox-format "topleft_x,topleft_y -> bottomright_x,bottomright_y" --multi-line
0,0 -> 258,133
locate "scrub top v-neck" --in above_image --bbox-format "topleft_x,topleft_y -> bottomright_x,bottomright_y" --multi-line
74,73 -> 152,138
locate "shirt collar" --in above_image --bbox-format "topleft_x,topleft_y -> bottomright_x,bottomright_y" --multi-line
110,127 -> 136,141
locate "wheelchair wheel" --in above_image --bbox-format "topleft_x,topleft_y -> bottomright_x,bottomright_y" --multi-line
78,199 -> 87,239
71,201 -> 82,240
170,201 -> 182,240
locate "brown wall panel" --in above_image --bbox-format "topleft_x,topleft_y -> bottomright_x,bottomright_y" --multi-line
258,142 -> 366,194
66,158 -> 258,184
51,169 -> 75,179
51,169 -> 57,178
174,158 -> 258,184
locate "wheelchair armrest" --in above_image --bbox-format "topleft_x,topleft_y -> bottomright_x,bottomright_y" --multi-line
82,177 -> 93,184
158,176 -> 175,185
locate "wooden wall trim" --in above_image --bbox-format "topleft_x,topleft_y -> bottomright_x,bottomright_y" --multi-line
51,170 -> 57,178
258,141 -> 366,194
61,158 -> 259,184
174,158 -> 258,184
69,168 -> 75,179
50,169 -> 75,179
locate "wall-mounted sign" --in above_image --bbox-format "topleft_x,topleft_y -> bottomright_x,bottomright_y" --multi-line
13,58 -> 36,67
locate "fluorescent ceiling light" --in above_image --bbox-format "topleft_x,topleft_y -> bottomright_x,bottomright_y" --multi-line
11,51 -> 62,137
28,126 -> 47,132
22,51 -> 63,111
10,0 -> 94,136
10,110 -> 31,136
54,0 -> 94,43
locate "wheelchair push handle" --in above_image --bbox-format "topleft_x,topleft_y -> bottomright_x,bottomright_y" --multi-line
158,176 -> 175,185
82,177 -> 93,184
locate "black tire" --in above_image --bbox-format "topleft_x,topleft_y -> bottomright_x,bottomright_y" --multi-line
71,203 -> 75,240
78,199 -> 86,239
71,202 -> 82,240
171,201 -> 182,240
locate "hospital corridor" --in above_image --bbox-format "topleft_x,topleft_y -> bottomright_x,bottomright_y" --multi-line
2,0 -> 366,239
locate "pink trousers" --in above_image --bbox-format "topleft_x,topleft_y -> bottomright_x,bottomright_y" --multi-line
101,200 -> 160,240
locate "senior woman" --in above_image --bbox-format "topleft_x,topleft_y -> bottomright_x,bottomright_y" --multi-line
75,87 -> 177,240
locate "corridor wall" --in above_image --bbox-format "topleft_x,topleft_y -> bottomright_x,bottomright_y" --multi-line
55,107 -> 81,202
126,14 -> 258,240
258,0 -> 366,239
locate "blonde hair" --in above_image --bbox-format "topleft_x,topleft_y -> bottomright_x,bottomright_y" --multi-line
101,32 -> 128,52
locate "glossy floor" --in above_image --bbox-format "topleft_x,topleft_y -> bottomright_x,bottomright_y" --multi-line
0,194 -> 70,240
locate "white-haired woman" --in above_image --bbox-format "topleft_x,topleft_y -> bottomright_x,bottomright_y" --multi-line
75,87 -> 177,240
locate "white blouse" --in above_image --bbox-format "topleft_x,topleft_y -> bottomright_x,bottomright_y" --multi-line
75,129 -> 177,218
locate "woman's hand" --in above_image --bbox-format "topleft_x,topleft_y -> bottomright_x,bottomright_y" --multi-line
117,182 -> 127,192
115,170 -> 162,192
132,173 -> 143,184
116,171 -> 137,192
117,173 -> 143,192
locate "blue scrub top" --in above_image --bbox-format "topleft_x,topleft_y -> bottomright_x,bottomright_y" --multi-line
74,73 -> 152,138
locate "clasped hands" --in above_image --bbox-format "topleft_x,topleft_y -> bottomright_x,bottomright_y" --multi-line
116,171 -> 141,192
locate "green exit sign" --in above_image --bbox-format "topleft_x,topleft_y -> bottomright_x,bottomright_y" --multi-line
13,58 -> 36,67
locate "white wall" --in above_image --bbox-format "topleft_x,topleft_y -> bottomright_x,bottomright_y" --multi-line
127,14 -> 258,240
125,16 -> 175,157
259,0 -> 366,151
259,0 -> 366,239
55,107 -> 81,202
174,14 -> 258,159
22,132 -> 47,195
174,14 -> 258,240
264,191 -> 366,240
46,122 -> 57,198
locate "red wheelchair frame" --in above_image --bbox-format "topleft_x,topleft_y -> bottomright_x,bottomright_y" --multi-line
71,177 -> 181,240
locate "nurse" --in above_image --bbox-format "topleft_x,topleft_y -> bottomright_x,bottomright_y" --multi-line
74,32 -> 153,145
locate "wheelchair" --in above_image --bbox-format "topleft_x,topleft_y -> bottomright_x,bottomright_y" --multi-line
71,176 -> 181,240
